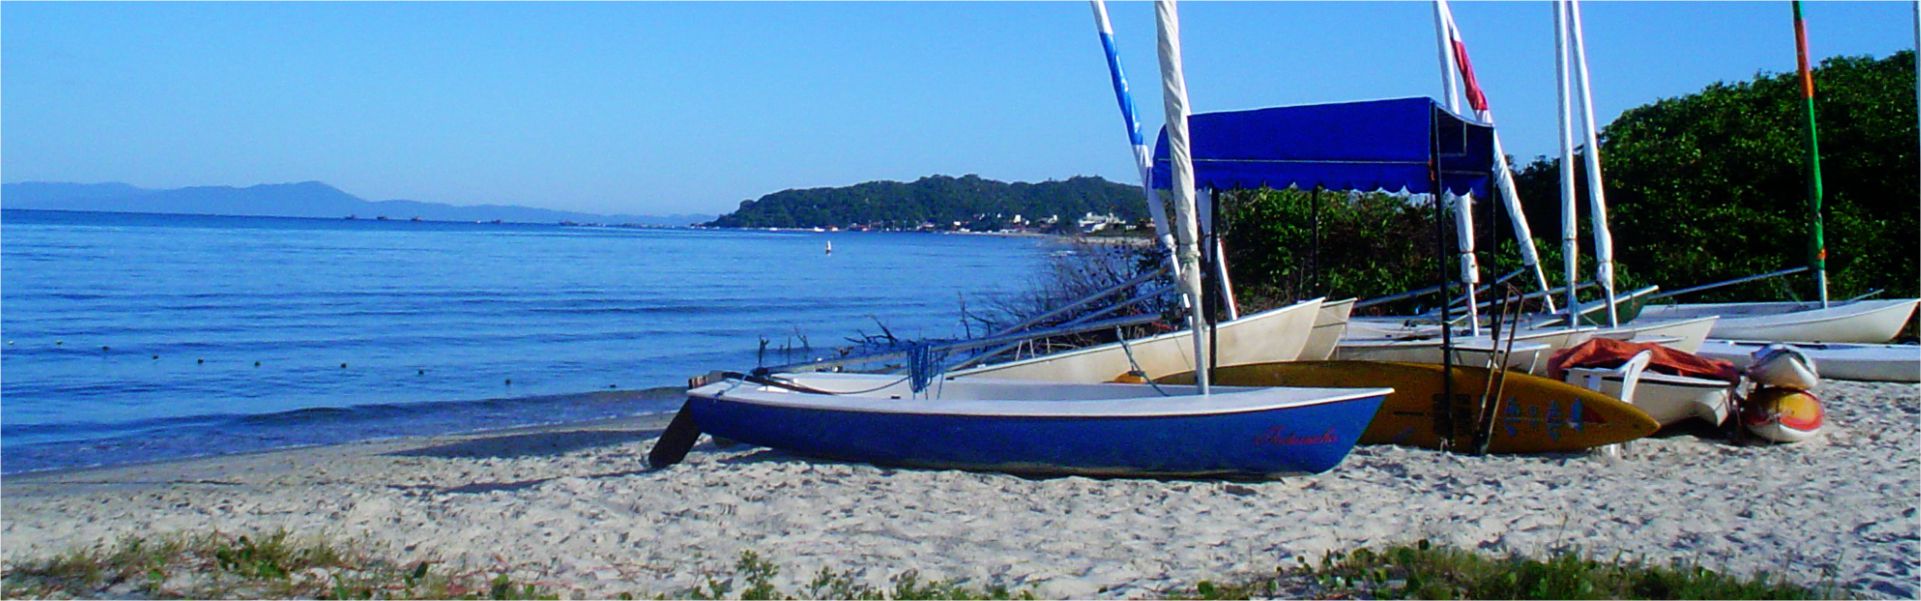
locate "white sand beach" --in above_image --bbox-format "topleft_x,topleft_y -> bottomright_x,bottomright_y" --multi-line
4,380 -> 1916,599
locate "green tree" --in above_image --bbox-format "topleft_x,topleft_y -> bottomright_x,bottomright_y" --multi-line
1512,51 -> 1918,302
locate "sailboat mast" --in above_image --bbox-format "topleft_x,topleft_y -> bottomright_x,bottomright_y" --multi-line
1429,2 -> 1478,336
1567,0 -> 1619,327
1089,0 -> 1182,285
1153,0 -> 1209,393
1554,0 -> 1581,329
1435,0 -> 1557,313
1432,1 -> 1462,111
1792,0 -> 1829,308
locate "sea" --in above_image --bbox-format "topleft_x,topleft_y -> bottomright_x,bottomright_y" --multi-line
0,209 -> 1060,474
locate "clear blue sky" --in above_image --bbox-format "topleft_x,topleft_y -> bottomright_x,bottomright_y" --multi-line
4,1 -> 1915,216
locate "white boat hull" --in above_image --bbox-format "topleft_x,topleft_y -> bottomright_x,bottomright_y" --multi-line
1299,298 -> 1356,361
1562,368 -> 1735,427
952,298 -> 1323,383
1695,339 -> 1921,383
1639,299 -> 1919,344
1333,337 -> 1553,373
1587,315 -> 1718,353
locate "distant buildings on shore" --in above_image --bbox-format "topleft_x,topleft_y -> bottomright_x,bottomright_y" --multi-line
697,212 -> 1145,236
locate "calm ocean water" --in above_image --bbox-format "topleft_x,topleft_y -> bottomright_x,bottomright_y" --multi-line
0,209 -> 1056,473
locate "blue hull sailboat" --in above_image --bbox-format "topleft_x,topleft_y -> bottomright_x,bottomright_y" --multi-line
685,373 -> 1389,478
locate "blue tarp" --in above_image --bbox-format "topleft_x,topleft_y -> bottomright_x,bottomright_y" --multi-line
1150,97 -> 1495,197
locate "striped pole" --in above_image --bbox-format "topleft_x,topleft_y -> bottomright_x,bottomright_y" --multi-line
1792,0 -> 1829,308
1089,1 -> 1181,283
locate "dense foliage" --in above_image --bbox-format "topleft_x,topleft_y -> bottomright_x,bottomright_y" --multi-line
706,174 -> 1145,230
1219,188 -> 1448,313
1511,51 -> 1918,302
1220,51 -> 1916,311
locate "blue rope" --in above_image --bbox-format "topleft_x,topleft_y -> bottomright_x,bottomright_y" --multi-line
907,342 -> 945,394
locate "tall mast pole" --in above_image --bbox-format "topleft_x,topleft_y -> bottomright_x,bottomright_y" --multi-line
1555,0 -> 1581,329
1431,0 -> 1478,336
1567,0 -> 1618,326
1436,0 -> 1557,313
1433,0 -> 1462,111
1153,0 -> 1208,393
1792,0 -> 1829,308
1089,0 -> 1182,285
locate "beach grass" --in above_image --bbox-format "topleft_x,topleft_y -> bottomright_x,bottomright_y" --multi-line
1174,540 -> 1838,600
0,530 -> 555,600
2,532 -> 1840,600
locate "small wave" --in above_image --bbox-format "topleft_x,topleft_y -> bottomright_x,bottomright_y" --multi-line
2,386 -> 687,474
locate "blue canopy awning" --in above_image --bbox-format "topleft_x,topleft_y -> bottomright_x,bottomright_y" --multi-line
1150,97 -> 1495,197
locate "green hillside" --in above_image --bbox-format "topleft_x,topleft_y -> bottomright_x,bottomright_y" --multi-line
706,174 -> 1146,230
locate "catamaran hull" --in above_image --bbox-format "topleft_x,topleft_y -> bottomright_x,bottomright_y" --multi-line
1639,299 -> 1919,344
952,298 -> 1322,382
1695,339 -> 1920,383
684,375 -> 1388,478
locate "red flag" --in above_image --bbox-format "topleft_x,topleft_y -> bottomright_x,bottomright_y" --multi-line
1451,38 -> 1489,113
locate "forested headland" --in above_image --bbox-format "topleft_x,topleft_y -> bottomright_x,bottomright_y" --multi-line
704,174 -> 1146,232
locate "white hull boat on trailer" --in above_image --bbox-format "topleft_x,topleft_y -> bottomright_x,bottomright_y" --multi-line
1638,298 -> 1919,344
1695,339 -> 1920,383
953,298 -> 1323,383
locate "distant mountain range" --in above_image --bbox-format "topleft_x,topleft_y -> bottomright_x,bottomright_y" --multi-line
0,181 -> 713,227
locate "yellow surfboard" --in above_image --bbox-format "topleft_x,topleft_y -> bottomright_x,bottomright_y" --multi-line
1160,361 -> 1658,454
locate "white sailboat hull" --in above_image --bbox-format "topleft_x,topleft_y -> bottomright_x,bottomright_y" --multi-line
1300,298 -> 1356,361
1586,315 -> 1718,353
1562,368 -> 1735,427
951,298 -> 1323,383
1333,337 -> 1554,373
1695,339 -> 1921,383
1638,299 -> 1919,344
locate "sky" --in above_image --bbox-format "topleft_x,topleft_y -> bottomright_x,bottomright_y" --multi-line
3,1 -> 1916,216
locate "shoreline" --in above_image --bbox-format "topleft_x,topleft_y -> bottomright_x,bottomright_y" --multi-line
1,387 -> 687,478
4,380 -> 1916,599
